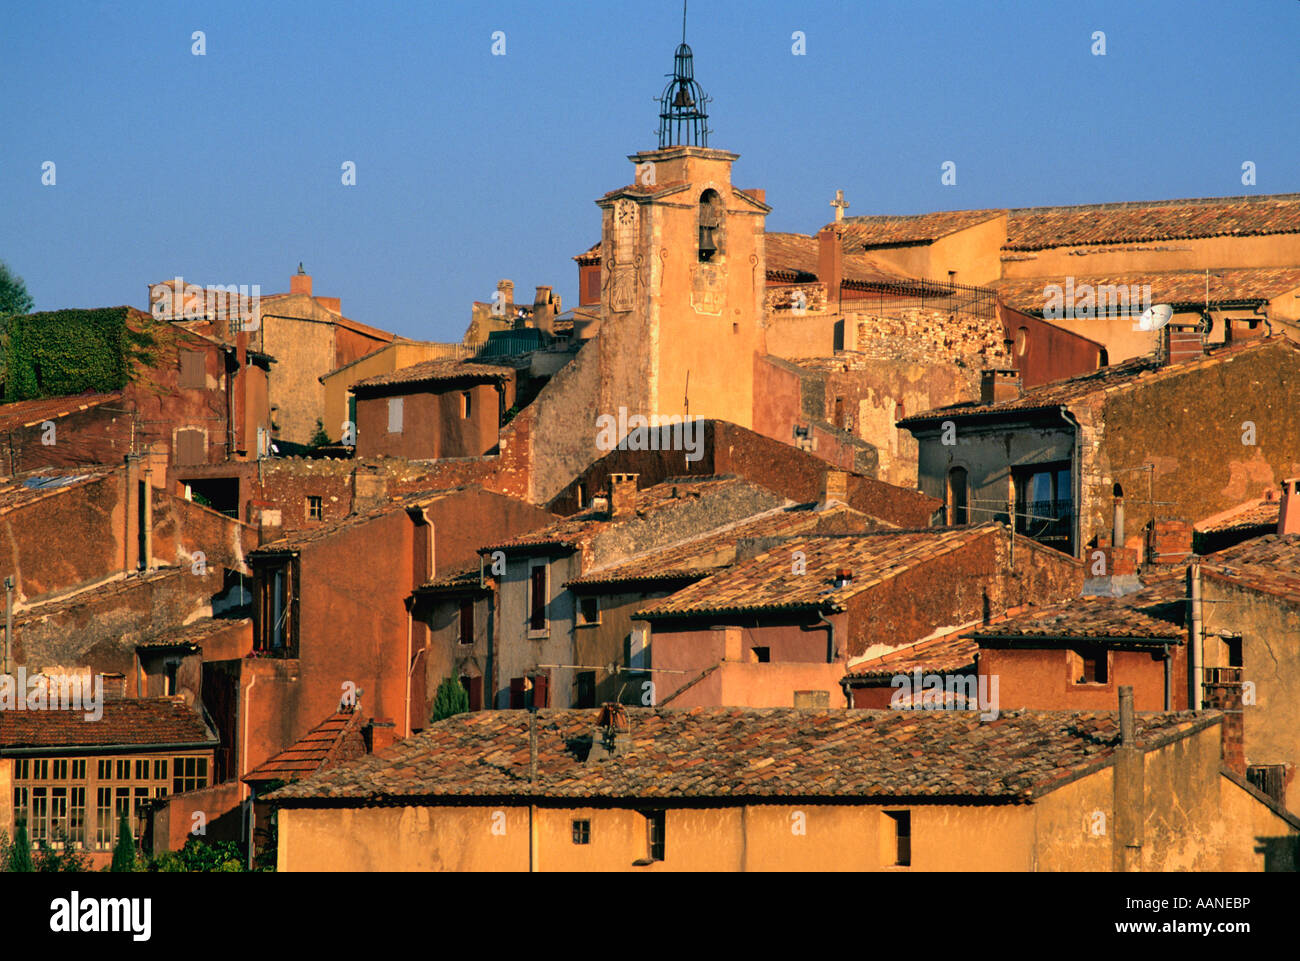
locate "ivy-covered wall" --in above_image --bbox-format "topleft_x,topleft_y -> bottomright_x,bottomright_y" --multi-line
2,307 -> 156,401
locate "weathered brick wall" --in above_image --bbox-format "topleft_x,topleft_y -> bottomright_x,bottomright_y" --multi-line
507,339 -> 601,504
12,567 -> 223,675
1082,342 -> 1300,551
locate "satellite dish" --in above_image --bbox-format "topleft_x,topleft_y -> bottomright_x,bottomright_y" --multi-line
1138,304 -> 1173,331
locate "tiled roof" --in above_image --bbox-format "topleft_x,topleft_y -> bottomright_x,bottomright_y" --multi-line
481,476 -> 752,554
761,233 -> 925,287
249,487 -> 467,556
351,358 -> 515,392
574,242 -> 601,264
135,617 -> 251,651
635,525 -> 998,619
415,566 -> 486,594
899,338 -> 1298,426
844,629 -> 979,680
597,181 -> 690,203
0,467 -> 116,515
244,709 -> 367,784
568,502 -> 890,588
834,209 -> 1005,247
970,596 -> 1184,644
0,697 -> 217,752
1202,534 -> 1300,602
996,267 -> 1300,314
266,706 -> 1211,805
1004,194 -> 1300,251
0,393 -> 124,433
1195,497 -> 1281,536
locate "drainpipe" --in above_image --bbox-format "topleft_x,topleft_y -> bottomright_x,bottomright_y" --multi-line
1162,644 -> 1172,711
800,609 -> 837,663
1189,560 -> 1203,710
142,464 -> 153,572
404,600 -> 414,738
1059,408 -> 1083,558
241,672 -> 258,801
3,575 -> 13,676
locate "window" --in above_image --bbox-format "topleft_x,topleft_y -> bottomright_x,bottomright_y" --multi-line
461,391 -> 473,419
1014,462 -> 1073,552
752,647 -> 771,663
947,466 -> 969,526
164,659 -> 180,696
577,595 -> 600,626
884,810 -> 911,866
179,350 -> 206,389
388,396 -> 404,433
645,810 -> 666,861
459,675 -> 483,712
458,599 -> 475,645
1246,764 -> 1286,804
1225,635 -> 1243,669
306,495 -> 323,521
1074,647 -> 1108,685
1014,326 -> 1029,357
173,756 -> 209,794
576,671 -> 596,709
572,819 -> 591,845
257,562 -> 297,656
529,565 -> 548,634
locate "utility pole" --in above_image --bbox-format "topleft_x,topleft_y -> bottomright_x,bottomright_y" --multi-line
3,575 -> 14,675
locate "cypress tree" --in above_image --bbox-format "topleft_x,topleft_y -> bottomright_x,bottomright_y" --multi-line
110,813 -> 136,872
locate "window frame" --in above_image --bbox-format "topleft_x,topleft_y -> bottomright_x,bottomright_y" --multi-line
527,563 -> 549,637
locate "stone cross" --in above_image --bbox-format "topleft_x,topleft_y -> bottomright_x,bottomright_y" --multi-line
830,189 -> 850,222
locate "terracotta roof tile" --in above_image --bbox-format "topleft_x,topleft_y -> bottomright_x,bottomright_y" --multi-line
636,525 -> 999,619
351,358 -> 515,392
1202,533 -> 1300,602
844,629 -> 979,680
834,209 -> 1005,247
0,697 -> 217,751
1004,194 -> 1300,251
1195,497 -> 1281,536
970,596 -> 1184,645
0,394 -> 124,433
0,467 -> 117,515
900,338 -> 1299,426
266,706 -> 1210,805
481,476 -> 752,554
568,502 -> 891,588
996,267 -> 1300,313
250,486 -> 469,556
244,709 -> 367,784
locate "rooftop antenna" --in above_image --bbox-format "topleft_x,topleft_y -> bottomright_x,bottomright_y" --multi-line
682,0 -> 688,44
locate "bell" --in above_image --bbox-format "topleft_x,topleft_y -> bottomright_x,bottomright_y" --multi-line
673,85 -> 694,108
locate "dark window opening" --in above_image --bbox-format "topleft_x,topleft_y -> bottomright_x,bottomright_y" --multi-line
256,562 -> 297,657
460,675 -> 482,711
1225,636 -> 1243,669
306,495 -> 323,521
885,810 -> 911,866
1013,462 -> 1073,554
576,671 -> 596,709
1246,764 -> 1286,804
458,600 -> 474,645
577,595 -> 599,626
698,189 -> 724,263
947,466 -> 969,526
1075,647 -> 1108,684
163,660 -> 179,697
752,646 -> 771,663
645,810 -> 665,861
462,390 -> 473,419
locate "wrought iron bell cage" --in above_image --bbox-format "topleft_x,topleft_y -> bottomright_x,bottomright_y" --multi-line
658,42 -> 710,148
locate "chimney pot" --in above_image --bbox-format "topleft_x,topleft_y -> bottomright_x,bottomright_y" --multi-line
822,469 -> 849,506
980,369 -> 1021,404
290,272 -> 313,297
1279,477 -> 1300,535
1118,686 -> 1134,748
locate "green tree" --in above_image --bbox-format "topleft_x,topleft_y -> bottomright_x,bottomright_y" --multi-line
432,676 -> 470,722
308,418 -> 331,448
35,830 -> 91,872
6,821 -> 34,872
110,813 -> 136,872
0,260 -> 34,318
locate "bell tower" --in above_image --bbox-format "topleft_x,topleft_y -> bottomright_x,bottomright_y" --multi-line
594,22 -> 769,431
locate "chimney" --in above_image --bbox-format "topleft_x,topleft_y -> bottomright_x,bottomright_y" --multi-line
1202,658 -> 1246,777
748,188 -> 765,204
290,264 -> 312,297
834,568 -> 853,589
1111,485 -> 1125,548
607,473 -> 639,518
587,702 -> 630,762
1144,518 -> 1193,565
822,469 -> 849,506
1112,684 -> 1144,871
1162,321 -> 1206,365
533,285 -> 555,335
979,369 -> 1021,405
351,463 -> 389,513
497,279 -> 515,315
364,718 -> 397,753
817,225 -> 843,308
1279,477 -> 1300,535
1082,544 -> 1141,597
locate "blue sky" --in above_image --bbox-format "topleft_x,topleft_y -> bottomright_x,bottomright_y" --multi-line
2,0 -> 1296,341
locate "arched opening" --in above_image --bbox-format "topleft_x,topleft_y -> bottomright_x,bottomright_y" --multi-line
947,466 -> 969,525
698,189 -> 724,262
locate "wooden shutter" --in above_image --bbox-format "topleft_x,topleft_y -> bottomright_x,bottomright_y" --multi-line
175,428 -> 206,466
532,674 -> 549,709
179,350 -> 205,389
